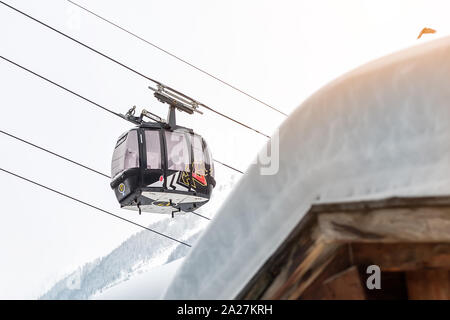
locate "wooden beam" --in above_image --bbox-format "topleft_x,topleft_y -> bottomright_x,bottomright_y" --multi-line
351,243 -> 450,271
238,213 -> 322,299
406,270 -> 449,300
262,241 -> 331,299
299,244 -> 353,299
318,207 -> 450,243
281,244 -> 343,300
310,196 -> 450,213
237,196 -> 450,300
321,266 -> 366,300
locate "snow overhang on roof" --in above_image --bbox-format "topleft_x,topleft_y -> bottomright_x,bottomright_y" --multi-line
164,36 -> 450,299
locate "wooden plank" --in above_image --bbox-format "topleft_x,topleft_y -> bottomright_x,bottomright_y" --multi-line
237,196 -> 450,300
352,243 -> 450,271
321,266 -> 366,300
299,245 -> 353,300
318,207 -> 450,243
238,213 -> 321,299
406,270 -> 449,300
310,196 -> 450,214
262,241 -> 329,299
280,243 -> 342,300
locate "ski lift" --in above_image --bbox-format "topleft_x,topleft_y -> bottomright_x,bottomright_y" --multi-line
110,84 -> 216,216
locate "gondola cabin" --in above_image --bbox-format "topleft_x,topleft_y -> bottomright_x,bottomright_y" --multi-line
110,85 -> 216,215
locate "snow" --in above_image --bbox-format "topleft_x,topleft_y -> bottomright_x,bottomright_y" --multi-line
164,37 -> 450,299
40,166 -> 238,299
93,258 -> 184,300
40,216 -> 203,299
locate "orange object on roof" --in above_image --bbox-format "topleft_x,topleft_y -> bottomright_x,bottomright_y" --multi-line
417,27 -> 436,39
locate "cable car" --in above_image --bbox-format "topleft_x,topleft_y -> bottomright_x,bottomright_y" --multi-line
110,85 -> 216,216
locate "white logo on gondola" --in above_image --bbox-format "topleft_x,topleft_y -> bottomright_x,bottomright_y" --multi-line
148,175 -> 164,188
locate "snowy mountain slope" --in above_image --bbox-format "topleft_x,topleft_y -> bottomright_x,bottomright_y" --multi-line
40,169 -> 238,300
93,258 -> 184,300
40,218 -> 202,300
164,37 -> 450,299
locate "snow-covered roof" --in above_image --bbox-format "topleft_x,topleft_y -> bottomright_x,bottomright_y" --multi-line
164,36 -> 450,299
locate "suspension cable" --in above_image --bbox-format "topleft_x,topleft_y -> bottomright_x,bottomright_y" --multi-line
0,129 -> 110,178
0,55 -> 244,175
212,158 -> 244,174
0,167 -> 191,247
191,211 -> 211,221
1,129 -> 215,221
0,1 -> 271,138
0,56 -> 120,118
66,0 -> 288,117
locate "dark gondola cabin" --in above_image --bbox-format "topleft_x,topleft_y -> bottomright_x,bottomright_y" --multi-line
110,85 -> 216,215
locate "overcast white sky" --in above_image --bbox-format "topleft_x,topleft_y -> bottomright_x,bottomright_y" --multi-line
0,0 -> 448,299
